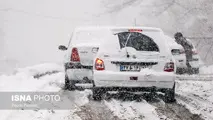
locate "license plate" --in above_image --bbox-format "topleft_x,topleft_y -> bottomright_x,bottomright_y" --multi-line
120,65 -> 141,71
192,58 -> 199,61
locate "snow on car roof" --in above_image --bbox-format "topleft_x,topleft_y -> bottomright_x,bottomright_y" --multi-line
164,35 -> 183,49
74,26 -> 162,32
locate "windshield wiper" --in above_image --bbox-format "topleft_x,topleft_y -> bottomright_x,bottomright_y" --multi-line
124,33 -> 132,58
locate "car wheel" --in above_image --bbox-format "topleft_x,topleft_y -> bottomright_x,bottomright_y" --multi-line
64,76 -> 76,91
192,68 -> 199,74
176,68 -> 185,74
92,88 -> 106,101
165,83 -> 175,103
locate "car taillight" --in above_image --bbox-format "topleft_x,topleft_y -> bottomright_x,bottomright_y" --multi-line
128,29 -> 142,32
71,47 -> 80,62
164,62 -> 174,72
95,58 -> 105,70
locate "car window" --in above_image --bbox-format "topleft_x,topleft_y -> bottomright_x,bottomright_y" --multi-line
171,49 -> 181,55
117,32 -> 159,52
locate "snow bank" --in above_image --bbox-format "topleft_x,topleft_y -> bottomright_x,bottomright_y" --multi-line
200,65 -> 213,74
177,80 -> 213,103
176,80 -> 213,119
104,99 -> 159,120
0,90 -> 91,120
0,90 -> 92,120
0,63 -> 64,91
14,63 -> 64,77
0,63 -> 94,120
0,109 -> 82,120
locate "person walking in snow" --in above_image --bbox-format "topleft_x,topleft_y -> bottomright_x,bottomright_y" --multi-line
174,32 -> 193,72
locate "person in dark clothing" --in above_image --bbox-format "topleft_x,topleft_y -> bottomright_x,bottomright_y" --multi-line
174,32 -> 193,70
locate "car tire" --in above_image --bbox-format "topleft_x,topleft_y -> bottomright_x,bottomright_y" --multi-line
165,83 -> 175,103
176,68 -> 185,74
64,76 -> 76,91
92,88 -> 106,101
192,68 -> 199,74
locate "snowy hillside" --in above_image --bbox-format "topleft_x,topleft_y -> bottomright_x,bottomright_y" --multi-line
0,0 -> 213,74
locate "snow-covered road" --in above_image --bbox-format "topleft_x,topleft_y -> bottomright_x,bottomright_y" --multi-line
0,63 -> 213,120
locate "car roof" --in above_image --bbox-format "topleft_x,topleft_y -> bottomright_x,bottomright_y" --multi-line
169,44 -> 183,49
164,35 -> 183,49
75,26 -> 162,32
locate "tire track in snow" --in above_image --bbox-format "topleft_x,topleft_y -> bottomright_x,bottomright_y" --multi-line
92,92 -> 203,120
151,100 -> 203,120
75,100 -> 121,120
4,70 -> 206,120
176,74 -> 213,120
176,93 -> 213,120
103,99 -> 158,120
36,73 -> 206,120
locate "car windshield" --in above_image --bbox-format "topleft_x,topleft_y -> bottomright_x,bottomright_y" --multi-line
117,32 -> 159,52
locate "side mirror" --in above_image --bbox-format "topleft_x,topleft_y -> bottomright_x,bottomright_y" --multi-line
58,45 -> 67,51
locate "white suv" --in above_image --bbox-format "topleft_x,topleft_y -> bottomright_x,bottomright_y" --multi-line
91,27 -> 175,102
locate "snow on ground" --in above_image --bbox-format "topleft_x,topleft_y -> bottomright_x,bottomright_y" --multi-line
175,65 -> 213,81
0,63 -> 160,120
177,81 -> 213,101
0,109 -> 81,120
176,80 -> 213,120
104,99 -> 159,120
1,62 -> 213,120
0,90 -> 91,120
0,63 -> 92,120
200,65 -> 213,74
15,63 -> 64,77
0,63 -> 64,91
